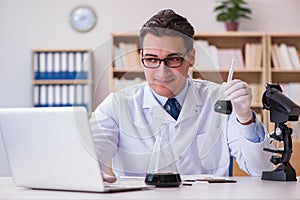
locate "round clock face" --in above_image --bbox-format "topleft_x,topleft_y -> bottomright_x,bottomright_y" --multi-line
70,6 -> 97,32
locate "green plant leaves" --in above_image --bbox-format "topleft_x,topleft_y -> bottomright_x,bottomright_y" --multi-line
214,0 -> 252,22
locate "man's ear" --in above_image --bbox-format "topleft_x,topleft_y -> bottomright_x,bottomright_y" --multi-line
139,49 -> 143,57
139,49 -> 143,65
188,48 -> 196,68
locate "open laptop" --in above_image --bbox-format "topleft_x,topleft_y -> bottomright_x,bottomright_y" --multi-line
0,106 -> 151,192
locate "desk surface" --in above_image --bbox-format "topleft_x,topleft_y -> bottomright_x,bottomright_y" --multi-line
0,176 -> 299,200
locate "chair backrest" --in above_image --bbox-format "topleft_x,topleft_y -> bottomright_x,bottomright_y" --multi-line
228,156 -> 233,176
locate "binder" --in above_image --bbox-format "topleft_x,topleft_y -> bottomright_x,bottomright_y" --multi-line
33,85 -> 39,106
61,52 -> 68,79
68,52 -> 75,79
46,52 -> 53,79
69,85 -> 75,105
54,52 -> 60,79
54,85 -> 61,106
39,52 -> 46,79
40,85 -> 47,106
47,85 -> 54,106
33,52 -> 40,79
75,52 -> 83,79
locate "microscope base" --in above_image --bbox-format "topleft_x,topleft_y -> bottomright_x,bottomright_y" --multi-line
262,163 -> 297,181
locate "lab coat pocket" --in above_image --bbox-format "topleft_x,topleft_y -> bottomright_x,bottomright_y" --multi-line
196,133 -> 228,172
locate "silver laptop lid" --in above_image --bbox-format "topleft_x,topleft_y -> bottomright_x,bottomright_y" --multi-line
0,107 -> 106,192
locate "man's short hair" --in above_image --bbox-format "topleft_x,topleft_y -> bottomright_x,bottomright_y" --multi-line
140,9 -> 195,51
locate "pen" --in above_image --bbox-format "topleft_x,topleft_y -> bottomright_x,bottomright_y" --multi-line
182,179 -> 206,186
183,178 -> 237,185
196,178 -> 237,183
182,183 -> 194,186
227,59 -> 235,83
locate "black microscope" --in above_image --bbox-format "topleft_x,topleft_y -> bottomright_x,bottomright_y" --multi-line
261,83 -> 300,181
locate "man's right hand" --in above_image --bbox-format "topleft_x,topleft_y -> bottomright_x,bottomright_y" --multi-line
101,171 -> 117,183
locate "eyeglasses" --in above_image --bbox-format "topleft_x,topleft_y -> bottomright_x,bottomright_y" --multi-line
141,53 -> 189,68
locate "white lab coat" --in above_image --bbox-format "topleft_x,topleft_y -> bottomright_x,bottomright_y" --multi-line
89,78 -> 273,177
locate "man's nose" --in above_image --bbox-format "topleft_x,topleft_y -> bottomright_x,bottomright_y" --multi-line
157,60 -> 170,72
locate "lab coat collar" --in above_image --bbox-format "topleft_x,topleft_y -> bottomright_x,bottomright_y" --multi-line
143,78 -> 204,122
143,84 -> 171,120
143,83 -> 161,108
179,78 -> 204,121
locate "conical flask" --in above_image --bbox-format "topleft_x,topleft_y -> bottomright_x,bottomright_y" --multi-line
145,124 -> 181,187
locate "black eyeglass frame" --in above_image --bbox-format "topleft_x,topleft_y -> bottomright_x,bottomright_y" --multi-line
141,51 -> 190,69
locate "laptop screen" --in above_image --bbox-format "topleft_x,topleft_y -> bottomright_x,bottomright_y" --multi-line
0,107 -> 107,192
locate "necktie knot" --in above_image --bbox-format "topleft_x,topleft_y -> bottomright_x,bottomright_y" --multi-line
165,98 -> 180,120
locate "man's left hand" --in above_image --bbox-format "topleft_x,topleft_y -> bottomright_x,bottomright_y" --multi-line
224,79 -> 253,123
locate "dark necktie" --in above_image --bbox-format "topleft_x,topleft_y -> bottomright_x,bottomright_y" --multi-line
164,98 -> 180,120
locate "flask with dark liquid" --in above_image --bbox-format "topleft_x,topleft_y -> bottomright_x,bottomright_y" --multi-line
145,125 -> 182,187
145,172 -> 181,187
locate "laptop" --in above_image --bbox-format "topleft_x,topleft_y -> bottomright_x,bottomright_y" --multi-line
0,106 -> 151,192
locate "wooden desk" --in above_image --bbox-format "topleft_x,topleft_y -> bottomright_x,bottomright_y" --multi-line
0,176 -> 299,199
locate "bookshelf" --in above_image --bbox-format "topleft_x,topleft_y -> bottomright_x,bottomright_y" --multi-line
193,32 -> 267,125
267,33 -> 300,94
267,33 -> 300,136
111,32 -> 300,130
266,33 -> 300,176
110,32 -> 300,176
32,49 -> 94,111
110,33 -> 143,92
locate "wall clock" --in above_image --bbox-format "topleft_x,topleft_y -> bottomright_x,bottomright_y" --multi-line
70,6 -> 97,33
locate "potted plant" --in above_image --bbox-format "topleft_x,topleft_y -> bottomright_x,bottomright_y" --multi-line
214,0 -> 252,31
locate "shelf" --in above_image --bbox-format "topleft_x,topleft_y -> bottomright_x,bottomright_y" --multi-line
113,71 -> 145,80
114,68 -> 263,73
271,69 -> 300,83
113,67 -> 143,73
113,68 -> 264,83
266,33 -> 300,135
32,49 -> 91,53
194,32 -> 265,49
32,49 -> 94,111
268,33 -> 300,48
194,31 -> 266,36
194,68 -> 262,72
192,68 -> 263,83
33,80 -> 91,85
272,69 -> 300,72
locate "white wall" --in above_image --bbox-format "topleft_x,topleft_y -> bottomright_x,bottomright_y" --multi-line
0,0 -> 300,176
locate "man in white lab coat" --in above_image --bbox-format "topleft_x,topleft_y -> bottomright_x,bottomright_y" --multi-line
89,9 -> 272,179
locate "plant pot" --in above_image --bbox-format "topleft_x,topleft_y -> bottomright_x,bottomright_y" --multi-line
225,22 -> 239,31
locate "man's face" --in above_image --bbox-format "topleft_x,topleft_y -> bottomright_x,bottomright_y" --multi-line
141,34 -> 195,98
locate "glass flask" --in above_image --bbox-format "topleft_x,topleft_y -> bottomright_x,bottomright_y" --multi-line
145,124 -> 181,187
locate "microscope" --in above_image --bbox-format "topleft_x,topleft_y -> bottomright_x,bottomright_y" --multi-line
261,83 -> 300,181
